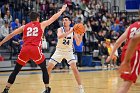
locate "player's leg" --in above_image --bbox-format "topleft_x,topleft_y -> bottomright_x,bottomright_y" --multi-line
37,59 -> 51,93
47,50 -> 61,77
116,81 -> 132,93
68,61 -> 85,93
2,63 -> 23,93
47,59 -> 57,78
31,46 -> 51,93
2,46 -> 29,93
117,51 -> 140,93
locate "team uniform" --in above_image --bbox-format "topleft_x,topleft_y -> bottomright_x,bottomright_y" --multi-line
49,27 -> 76,65
17,21 -> 45,66
121,21 -> 140,83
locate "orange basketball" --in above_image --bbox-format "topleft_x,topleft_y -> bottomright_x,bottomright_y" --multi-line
73,23 -> 85,34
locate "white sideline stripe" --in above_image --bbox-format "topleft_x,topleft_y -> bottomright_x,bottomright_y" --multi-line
136,53 -> 140,77
131,51 -> 138,74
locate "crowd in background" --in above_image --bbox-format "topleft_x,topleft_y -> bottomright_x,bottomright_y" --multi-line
0,0 -> 138,67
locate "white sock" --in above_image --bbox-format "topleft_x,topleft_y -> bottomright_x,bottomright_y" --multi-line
79,85 -> 83,89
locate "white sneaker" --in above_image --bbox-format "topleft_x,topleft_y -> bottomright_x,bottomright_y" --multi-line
79,88 -> 85,93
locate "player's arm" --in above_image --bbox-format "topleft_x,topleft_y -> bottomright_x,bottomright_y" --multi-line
0,26 -> 24,46
41,4 -> 67,30
74,33 -> 84,46
106,27 -> 129,62
57,28 -> 73,39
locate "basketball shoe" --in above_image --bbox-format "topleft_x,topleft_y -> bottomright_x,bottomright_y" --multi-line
79,88 -> 85,93
2,88 -> 9,93
43,87 -> 51,93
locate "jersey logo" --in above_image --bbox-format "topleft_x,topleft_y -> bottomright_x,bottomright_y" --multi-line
63,37 -> 71,45
27,27 -> 38,36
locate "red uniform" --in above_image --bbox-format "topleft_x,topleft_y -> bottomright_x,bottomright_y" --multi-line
121,21 -> 140,83
17,21 -> 45,66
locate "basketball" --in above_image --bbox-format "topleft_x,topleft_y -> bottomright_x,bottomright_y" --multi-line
73,23 -> 85,34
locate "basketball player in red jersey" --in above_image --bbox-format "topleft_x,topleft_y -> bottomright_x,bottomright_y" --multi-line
0,4 -> 67,93
106,21 -> 140,93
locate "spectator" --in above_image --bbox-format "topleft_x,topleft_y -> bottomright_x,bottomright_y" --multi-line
22,0 -> 33,15
105,39 -> 117,68
35,0 -> 40,13
72,0 -> 81,10
1,3 -> 9,18
0,14 -> 4,28
99,41 -> 109,68
40,0 -> 49,19
11,34 -> 22,55
76,10 -> 84,23
65,0 -> 73,10
22,19 -> 26,25
80,0 -> 87,11
90,19 -> 98,32
95,31 -> 105,43
0,21 -> 10,49
45,30 -> 57,47
84,20 -> 92,41
4,10 -> 12,24
110,23 -> 119,32
110,40 -> 118,68
11,19 -> 21,30
0,21 -> 9,39
73,39 -> 83,67
118,21 -> 125,35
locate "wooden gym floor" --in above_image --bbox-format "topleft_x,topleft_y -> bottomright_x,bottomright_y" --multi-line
0,68 -> 140,93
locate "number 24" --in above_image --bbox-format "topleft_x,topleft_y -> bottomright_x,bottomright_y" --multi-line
27,27 -> 38,36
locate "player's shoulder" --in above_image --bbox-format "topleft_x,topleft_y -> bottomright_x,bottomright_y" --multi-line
131,21 -> 140,26
57,27 -> 63,31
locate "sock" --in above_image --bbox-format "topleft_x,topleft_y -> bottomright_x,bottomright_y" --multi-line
45,87 -> 50,90
79,85 -> 83,89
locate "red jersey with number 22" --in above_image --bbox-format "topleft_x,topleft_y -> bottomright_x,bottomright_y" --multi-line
23,21 -> 43,47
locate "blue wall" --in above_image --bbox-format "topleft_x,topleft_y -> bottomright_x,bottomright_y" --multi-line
126,0 -> 140,10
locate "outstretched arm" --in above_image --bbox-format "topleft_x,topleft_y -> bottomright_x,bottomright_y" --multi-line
106,27 -> 129,62
41,4 -> 67,30
0,26 -> 24,46
74,33 -> 84,46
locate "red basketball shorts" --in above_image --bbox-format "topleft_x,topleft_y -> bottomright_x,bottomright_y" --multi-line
121,50 -> 140,83
17,45 -> 45,66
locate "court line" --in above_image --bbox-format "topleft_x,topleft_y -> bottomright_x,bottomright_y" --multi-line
0,68 -> 116,76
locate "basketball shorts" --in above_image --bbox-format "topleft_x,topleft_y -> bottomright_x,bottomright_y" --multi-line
17,45 -> 45,66
121,50 -> 140,83
49,49 -> 77,65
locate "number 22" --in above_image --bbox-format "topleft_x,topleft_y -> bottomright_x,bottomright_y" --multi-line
27,27 -> 38,36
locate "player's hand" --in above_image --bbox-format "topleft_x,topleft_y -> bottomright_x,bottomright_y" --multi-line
118,61 -> 131,74
106,56 -> 112,63
61,4 -> 67,12
80,33 -> 84,37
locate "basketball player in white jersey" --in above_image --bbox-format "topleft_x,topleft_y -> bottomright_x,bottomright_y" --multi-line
47,16 -> 85,93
